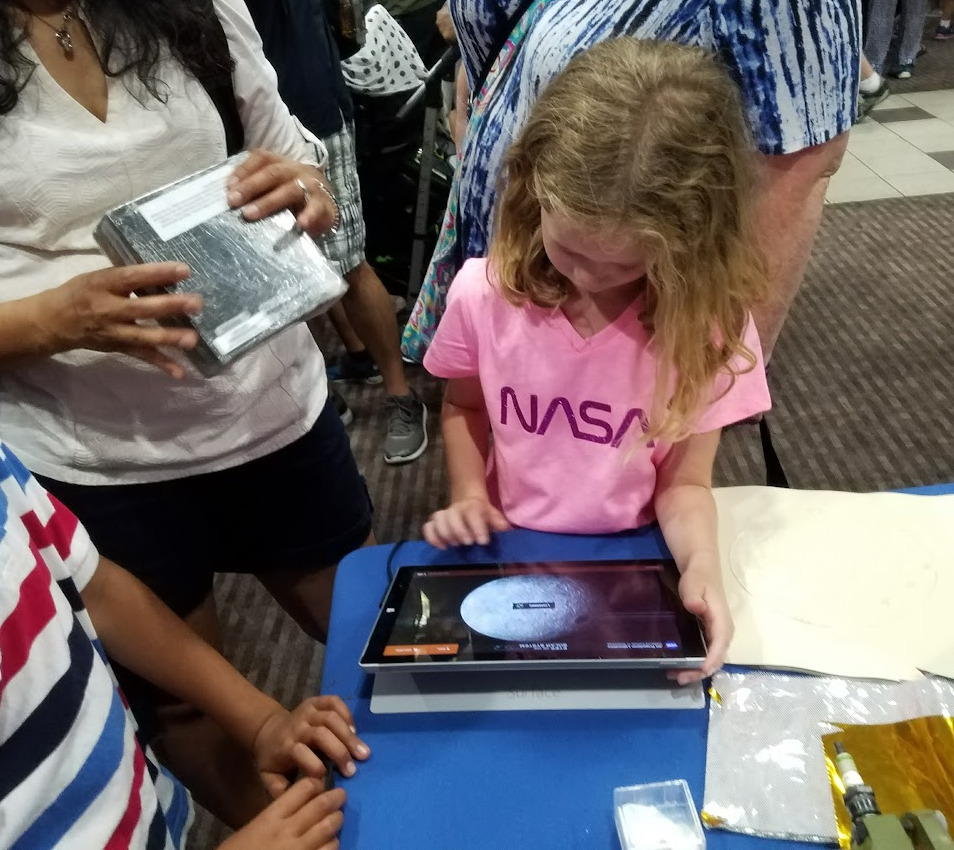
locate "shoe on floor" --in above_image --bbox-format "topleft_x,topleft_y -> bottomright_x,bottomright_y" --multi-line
893,63 -> 914,80
326,350 -> 383,385
331,386 -> 354,427
383,390 -> 428,464
857,78 -> 891,121
935,24 -> 954,40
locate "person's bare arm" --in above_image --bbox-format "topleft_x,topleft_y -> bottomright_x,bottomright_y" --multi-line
751,132 -> 849,361
444,376 -> 492,503
451,62 -> 470,152
654,429 -> 732,684
82,557 -> 369,791
424,376 -> 509,547
0,297 -> 49,364
436,2 -> 456,42
0,264 -> 201,376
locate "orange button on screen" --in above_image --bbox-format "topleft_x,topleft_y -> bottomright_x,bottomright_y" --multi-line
383,643 -> 459,657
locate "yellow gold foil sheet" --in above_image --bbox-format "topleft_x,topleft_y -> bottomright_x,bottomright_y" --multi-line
823,716 -> 954,849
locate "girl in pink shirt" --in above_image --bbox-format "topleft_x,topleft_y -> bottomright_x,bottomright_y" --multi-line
422,38 -> 771,682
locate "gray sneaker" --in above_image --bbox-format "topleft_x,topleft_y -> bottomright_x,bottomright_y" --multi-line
383,391 -> 428,464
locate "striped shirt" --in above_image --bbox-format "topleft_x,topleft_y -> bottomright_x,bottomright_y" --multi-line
0,445 -> 192,849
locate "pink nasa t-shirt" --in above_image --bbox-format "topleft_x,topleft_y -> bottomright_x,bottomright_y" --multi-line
423,258 -> 771,534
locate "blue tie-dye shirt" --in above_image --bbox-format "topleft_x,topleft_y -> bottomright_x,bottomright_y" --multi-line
454,0 -> 858,257
401,0 -> 860,361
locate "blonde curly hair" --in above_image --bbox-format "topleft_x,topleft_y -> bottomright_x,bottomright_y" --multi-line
489,37 -> 768,444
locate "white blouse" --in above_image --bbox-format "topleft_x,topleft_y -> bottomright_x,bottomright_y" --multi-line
0,0 -> 330,484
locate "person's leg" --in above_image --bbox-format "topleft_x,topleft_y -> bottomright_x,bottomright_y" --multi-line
864,0 -> 900,71
341,261 -> 410,397
322,300 -> 384,387
936,0 -> 954,37
857,53 -> 890,119
314,117 -> 428,463
327,301 -> 366,354
225,399 -> 375,639
256,531 -> 376,642
898,0 -> 929,65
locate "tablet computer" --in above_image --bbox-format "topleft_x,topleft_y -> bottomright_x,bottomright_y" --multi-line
360,560 -> 707,672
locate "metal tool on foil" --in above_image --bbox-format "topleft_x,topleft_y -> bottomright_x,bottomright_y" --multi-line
834,742 -> 954,850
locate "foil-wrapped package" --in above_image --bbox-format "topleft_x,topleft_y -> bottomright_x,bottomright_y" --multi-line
702,670 -> 954,843
94,154 -> 347,376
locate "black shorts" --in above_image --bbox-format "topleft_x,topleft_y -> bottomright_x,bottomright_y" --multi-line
37,398 -> 372,740
36,397 -> 373,618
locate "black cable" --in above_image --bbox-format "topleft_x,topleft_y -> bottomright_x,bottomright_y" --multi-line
386,538 -> 410,582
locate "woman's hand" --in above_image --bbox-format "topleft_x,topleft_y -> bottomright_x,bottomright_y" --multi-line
37,263 -> 201,378
219,778 -> 345,850
252,696 -> 371,799
227,149 -> 338,238
436,3 -> 456,43
423,497 -> 511,549
451,63 -> 469,153
669,564 -> 733,686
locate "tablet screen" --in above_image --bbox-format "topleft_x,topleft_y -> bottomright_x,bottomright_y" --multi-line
361,560 -> 706,671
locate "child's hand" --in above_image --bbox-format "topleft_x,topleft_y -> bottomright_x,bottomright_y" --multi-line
670,566 -> 734,686
252,696 -> 371,798
423,497 -> 511,549
219,777 -> 345,850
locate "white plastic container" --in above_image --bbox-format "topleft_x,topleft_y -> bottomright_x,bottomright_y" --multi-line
614,780 -> 706,850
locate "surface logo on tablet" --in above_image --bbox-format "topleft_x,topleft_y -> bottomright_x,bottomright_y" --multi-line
513,602 -> 555,609
500,387 -> 651,447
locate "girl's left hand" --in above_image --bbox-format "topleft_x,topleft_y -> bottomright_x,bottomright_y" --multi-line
670,567 -> 734,686
252,696 -> 371,798
227,149 -> 338,238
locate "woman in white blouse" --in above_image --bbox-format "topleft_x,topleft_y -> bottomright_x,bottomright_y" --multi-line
0,0 -> 373,830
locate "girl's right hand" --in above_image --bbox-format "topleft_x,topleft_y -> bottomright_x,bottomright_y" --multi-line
219,778 -> 345,850
38,263 -> 202,378
423,497 -> 511,549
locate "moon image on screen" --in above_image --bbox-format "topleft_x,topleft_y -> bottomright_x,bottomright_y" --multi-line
459,575 -> 596,642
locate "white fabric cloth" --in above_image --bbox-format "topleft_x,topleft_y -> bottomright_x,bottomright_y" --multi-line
0,0 -> 329,485
341,4 -> 428,96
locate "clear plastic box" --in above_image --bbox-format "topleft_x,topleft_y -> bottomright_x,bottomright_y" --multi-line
614,780 -> 706,850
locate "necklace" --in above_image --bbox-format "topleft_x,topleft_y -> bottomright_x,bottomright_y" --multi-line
31,5 -> 77,57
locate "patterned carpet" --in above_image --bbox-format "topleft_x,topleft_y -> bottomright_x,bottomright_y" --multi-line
188,194 -> 954,846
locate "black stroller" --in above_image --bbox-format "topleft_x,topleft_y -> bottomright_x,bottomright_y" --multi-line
348,43 -> 459,304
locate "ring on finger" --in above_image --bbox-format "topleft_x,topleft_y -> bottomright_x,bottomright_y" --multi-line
295,177 -> 311,204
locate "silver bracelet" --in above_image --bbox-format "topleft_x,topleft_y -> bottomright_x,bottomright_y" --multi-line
295,176 -> 341,235
312,177 -> 341,235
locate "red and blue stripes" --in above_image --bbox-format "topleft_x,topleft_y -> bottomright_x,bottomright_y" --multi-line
0,444 -> 191,849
